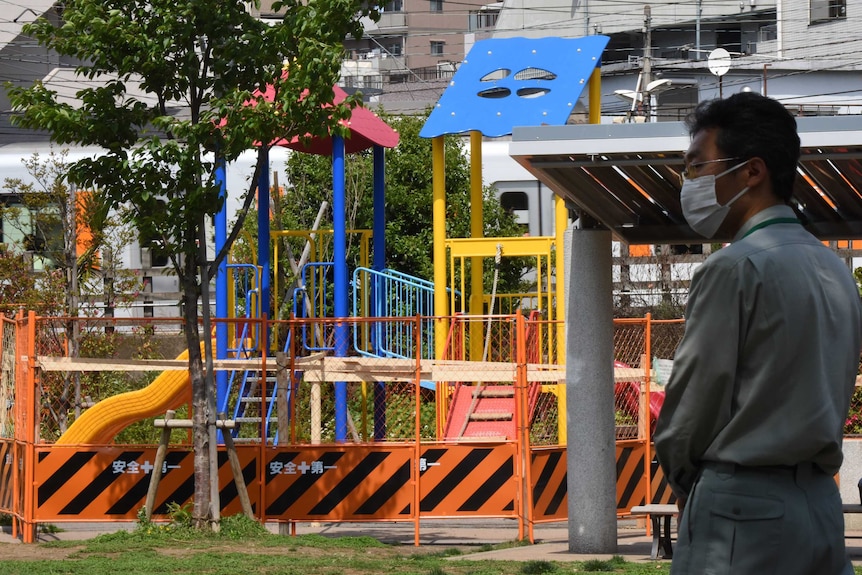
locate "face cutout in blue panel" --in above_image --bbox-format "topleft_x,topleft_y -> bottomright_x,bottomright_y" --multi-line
420,36 -> 609,139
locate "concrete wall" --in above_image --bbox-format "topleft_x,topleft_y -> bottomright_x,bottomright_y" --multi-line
842,439 -> 862,528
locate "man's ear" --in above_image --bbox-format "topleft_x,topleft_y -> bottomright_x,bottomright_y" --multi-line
744,157 -> 769,188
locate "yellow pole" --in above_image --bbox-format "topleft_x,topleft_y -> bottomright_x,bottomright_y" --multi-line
469,131 -> 484,361
555,193 -> 568,444
433,136 -> 448,359
589,67 -> 602,124
557,66 -> 603,445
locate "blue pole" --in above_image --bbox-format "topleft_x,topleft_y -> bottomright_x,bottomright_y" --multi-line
257,148 -> 271,346
372,145 -> 386,441
333,135 -> 348,442
373,146 -> 385,272
215,155 -> 229,437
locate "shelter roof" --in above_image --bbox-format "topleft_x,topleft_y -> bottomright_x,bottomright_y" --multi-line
420,36 -> 609,138
509,116 -> 862,244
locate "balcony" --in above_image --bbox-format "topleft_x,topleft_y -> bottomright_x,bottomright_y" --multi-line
373,11 -> 406,31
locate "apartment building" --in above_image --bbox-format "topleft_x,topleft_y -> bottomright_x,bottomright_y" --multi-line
340,0 -> 500,112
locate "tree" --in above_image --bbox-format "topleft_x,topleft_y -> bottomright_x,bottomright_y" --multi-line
8,0 -> 375,528
2,150 -> 142,433
246,112 -> 530,319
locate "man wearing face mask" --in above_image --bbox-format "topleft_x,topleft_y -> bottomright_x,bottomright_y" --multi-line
654,92 -> 862,574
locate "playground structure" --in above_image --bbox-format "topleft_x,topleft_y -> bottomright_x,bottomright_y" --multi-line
0,36 -> 677,543
0,311 -> 680,543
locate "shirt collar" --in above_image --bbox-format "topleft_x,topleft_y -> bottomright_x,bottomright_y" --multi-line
732,204 -> 796,242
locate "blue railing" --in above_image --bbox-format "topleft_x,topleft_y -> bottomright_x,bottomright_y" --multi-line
352,267 -> 436,362
225,263 -> 446,441
292,262 -> 334,352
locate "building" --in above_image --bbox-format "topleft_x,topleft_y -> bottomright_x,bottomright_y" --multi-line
341,0 -> 501,113
491,0 -> 862,122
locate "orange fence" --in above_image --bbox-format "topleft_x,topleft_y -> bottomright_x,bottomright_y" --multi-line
0,310 -> 683,543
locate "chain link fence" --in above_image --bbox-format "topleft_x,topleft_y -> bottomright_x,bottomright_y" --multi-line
0,318 -> 15,439
845,359 -> 862,435
612,318 -> 684,442
22,312 -> 862,446
34,317 -> 187,443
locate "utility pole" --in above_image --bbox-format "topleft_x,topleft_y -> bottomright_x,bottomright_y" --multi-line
642,5 -> 652,121
695,0 -> 702,59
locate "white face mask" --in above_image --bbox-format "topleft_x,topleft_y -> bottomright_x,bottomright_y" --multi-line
680,161 -> 750,238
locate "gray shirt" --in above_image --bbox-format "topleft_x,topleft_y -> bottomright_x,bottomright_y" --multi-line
654,204 -> 862,498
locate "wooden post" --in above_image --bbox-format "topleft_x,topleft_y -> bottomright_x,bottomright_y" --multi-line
148,412 -> 250,522
276,353 -> 289,443
145,409 -> 174,521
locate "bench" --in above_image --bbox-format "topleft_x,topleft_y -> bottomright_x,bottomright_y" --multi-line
630,504 -> 678,560
843,504 -> 862,514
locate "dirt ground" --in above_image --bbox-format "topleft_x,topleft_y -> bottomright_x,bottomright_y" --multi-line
0,541 -> 81,561
0,539 -> 430,563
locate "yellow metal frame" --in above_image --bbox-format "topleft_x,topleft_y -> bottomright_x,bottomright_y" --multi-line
446,236 -> 557,362
271,229 -> 372,320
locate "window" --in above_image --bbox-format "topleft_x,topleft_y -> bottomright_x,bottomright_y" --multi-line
811,0 -> 846,23
140,201 -> 169,268
380,0 -> 403,10
430,0 -> 443,13
469,8 -> 499,31
431,41 -> 445,56
389,42 -> 402,56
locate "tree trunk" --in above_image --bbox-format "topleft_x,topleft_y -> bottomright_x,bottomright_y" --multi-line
181,258 -> 211,528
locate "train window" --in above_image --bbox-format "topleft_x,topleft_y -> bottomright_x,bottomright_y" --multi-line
500,191 -> 530,232
670,244 -> 703,255
500,191 -> 529,211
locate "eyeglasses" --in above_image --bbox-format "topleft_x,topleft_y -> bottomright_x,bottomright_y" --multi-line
678,157 -> 741,186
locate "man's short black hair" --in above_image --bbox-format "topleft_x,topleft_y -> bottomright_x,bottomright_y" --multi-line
685,92 -> 801,200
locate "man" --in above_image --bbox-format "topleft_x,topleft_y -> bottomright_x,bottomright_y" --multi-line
654,92 -> 862,574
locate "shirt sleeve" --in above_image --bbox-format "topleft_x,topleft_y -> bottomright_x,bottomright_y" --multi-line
654,258 -> 742,498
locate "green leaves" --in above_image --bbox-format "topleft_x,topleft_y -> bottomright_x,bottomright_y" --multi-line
12,0 -> 375,264
276,112 -> 529,295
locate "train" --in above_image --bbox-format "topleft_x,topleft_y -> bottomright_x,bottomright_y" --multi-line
0,138 -> 556,318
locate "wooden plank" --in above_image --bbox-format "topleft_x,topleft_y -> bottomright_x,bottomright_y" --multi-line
35,354 -> 652,384
37,356 -> 265,372
630,504 -> 678,515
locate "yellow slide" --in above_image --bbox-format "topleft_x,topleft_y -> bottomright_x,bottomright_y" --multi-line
55,349 -> 193,445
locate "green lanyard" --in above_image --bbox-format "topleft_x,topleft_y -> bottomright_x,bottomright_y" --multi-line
741,217 -> 801,239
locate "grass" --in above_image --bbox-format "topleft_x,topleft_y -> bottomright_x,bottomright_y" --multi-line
0,521 -> 861,575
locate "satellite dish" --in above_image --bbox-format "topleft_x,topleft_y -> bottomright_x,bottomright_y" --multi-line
708,48 -> 732,77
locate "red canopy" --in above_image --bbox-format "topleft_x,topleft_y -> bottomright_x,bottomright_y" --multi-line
259,82 -> 399,155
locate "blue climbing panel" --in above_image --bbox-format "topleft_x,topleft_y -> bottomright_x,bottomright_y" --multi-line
420,36 -> 609,138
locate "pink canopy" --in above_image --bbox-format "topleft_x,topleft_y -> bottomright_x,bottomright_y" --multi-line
256,80 -> 399,155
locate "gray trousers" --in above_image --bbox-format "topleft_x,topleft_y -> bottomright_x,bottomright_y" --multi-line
671,462 -> 852,575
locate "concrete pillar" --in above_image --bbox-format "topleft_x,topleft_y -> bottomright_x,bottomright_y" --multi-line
565,225 -> 617,554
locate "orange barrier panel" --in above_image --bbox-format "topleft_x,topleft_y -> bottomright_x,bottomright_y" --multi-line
616,443 -> 648,512
529,445 -> 667,523
264,445 -> 414,521
529,447 -> 567,523
648,457 -> 676,505
0,440 -> 12,512
418,443 -> 518,517
34,446 -> 258,521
